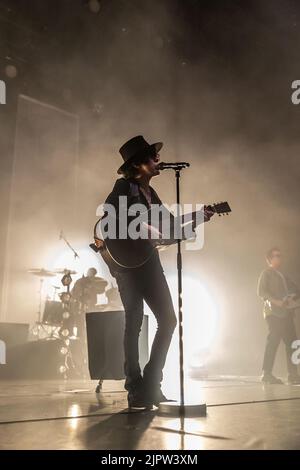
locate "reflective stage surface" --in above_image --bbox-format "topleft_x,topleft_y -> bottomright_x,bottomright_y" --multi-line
0,377 -> 300,450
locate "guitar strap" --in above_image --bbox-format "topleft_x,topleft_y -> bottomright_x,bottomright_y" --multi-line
275,270 -> 289,296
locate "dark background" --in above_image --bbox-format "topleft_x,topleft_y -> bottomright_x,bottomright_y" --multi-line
0,0 -> 300,376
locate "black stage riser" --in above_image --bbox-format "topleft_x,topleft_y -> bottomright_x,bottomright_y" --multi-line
0,338 -> 84,380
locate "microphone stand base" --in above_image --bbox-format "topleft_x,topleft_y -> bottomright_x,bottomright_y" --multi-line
158,401 -> 207,417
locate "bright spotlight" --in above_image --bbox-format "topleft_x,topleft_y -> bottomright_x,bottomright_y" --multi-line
47,246 -> 101,277
146,275 -> 219,393
43,245 -> 106,302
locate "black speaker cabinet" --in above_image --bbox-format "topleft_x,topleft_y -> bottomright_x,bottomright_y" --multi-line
0,338 -> 65,379
86,310 -> 149,380
0,336 -> 89,380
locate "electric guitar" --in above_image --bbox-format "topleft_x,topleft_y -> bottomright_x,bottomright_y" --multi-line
90,201 -> 231,270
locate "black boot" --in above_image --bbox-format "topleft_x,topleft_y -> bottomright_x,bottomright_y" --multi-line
127,390 -> 153,409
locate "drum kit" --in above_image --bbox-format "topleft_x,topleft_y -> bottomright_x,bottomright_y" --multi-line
27,267 -> 118,338
27,266 -> 114,378
27,268 -> 68,339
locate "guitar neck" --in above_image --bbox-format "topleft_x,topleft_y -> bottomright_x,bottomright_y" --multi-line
173,208 -> 205,228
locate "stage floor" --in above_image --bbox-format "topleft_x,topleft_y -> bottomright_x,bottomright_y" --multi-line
0,377 -> 300,450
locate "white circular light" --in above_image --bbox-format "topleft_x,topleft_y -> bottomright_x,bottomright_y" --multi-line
146,275 -> 219,394
5,64 -> 17,78
88,0 -> 100,13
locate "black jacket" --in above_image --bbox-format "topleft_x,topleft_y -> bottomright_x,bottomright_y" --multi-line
257,267 -> 299,318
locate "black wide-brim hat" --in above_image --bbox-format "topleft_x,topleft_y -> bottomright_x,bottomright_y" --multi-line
117,135 -> 163,174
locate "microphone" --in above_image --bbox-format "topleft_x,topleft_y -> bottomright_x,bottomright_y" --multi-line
157,162 -> 190,170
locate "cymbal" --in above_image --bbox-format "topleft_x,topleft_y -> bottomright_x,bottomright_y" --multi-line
53,268 -> 77,275
28,268 -> 56,278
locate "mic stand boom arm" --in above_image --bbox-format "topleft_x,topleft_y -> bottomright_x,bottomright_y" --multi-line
60,231 -> 80,259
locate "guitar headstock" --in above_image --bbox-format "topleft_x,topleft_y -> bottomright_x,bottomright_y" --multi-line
209,201 -> 232,216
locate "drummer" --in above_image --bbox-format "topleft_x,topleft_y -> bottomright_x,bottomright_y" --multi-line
72,267 -> 108,312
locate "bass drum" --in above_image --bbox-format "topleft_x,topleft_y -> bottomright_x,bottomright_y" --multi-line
42,300 -> 64,326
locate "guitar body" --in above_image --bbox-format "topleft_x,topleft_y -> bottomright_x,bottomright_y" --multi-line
103,237 -> 155,270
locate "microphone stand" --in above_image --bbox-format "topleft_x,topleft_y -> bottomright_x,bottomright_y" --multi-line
60,231 -> 80,259
158,166 -> 207,418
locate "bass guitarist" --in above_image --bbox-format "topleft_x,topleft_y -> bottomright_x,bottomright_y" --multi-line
258,247 -> 300,385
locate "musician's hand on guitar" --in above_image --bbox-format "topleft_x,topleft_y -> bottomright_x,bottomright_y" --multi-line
271,298 -> 286,308
204,208 -> 215,222
94,238 -> 104,249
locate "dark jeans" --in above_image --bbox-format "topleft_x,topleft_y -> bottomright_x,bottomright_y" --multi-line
262,313 -> 298,377
115,255 -> 177,393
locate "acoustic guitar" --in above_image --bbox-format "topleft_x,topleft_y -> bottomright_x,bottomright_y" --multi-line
90,201 -> 231,270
